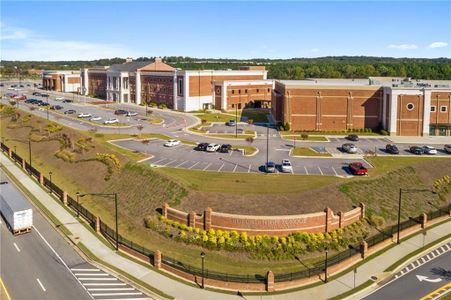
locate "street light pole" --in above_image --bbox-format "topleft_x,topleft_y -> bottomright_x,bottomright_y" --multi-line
200,251 -> 206,289
325,247 -> 329,283
49,171 -> 53,194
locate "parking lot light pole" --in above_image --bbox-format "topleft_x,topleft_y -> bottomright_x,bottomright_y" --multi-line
49,171 -> 53,194
325,247 -> 329,283
200,251 -> 206,289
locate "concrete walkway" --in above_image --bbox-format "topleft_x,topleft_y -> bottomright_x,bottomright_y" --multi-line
1,151 -> 450,300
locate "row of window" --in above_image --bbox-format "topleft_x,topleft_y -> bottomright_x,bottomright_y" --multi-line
231,88 -> 271,94
406,103 -> 448,113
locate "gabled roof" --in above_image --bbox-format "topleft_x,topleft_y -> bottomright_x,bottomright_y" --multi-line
138,58 -> 175,72
110,61 -> 152,72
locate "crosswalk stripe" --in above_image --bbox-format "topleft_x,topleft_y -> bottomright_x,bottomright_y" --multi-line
83,283 -> 127,286
75,273 -> 110,276
91,292 -> 142,296
96,298 -> 151,300
87,288 -> 135,291
78,278 -> 118,281
70,268 -> 100,272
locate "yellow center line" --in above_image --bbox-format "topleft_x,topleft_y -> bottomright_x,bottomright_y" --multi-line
419,282 -> 451,300
0,276 -> 12,300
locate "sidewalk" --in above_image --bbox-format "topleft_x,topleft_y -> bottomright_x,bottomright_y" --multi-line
1,151 -> 450,300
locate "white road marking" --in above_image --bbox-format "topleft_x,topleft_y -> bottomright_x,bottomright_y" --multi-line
248,164 -> 251,173
332,167 -> 338,176
420,257 -> 426,263
275,148 -> 290,151
74,273 -> 110,276
304,166 -> 309,175
430,252 -> 436,258
218,163 -> 224,172
233,164 -> 238,172
153,158 -> 166,164
229,151 -> 233,156
318,166 -> 323,175
91,292 -> 143,296
175,160 -> 188,167
426,254 -> 431,260
188,162 -> 199,169
96,298 -> 151,300
83,283 -> 127,286
71,268 -> 99,272
203,163 -> 212,171
163,159 -> 177,166
78,278 -> 118,281
87,288 -> 135,291
13,242 -> 21,252
36,278 -> 46,292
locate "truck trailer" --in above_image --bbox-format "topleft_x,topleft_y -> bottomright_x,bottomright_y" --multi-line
0,194 -> 33,235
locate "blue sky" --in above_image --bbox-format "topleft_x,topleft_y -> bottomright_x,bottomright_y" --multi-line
1,1 -> 450,61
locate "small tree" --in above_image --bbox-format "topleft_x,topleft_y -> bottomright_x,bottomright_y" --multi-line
136,124 -> 144,137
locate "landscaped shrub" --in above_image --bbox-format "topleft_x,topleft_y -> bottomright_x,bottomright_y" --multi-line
301,133 -> 309,140
247,119 -> 254,125
284,122 -> 290,131
380,129 -> 389,136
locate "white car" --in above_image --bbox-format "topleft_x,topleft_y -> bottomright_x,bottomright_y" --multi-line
281,159 -> 293,173
104,118 -> 119,124
164,139 -> 181,147
126,111 -> 138,117
55,97 -> 64,101
77,113 -> 92,118
206,143 -> 221,152
90,116 -> 102,121
422,145 -> 437,155
342,143 -> 358,154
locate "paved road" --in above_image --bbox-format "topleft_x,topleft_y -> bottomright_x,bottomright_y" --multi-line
363,242 -> 451,300
0,170 -> 152,300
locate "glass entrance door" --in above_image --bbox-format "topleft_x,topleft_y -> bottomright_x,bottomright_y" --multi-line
429,125 -> 436,136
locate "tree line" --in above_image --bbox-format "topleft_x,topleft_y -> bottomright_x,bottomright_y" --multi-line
1,56 -> 450,80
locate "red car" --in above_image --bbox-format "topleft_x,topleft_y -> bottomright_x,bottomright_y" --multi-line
349,162 -> 368,175
16,95 -> 27,100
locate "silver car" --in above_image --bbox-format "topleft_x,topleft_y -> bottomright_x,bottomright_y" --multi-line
342,143 -> 358,154
281,159 -> 293,173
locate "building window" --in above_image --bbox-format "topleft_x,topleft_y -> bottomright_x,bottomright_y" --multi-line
256,89 -> 259,93
231,104 -> 235,108
178,78 -> 183,96
232,90 -> 234,94
238,89 -> 241,94
406,103 -> 415,111
267,88 -> 270,92
430,106 -> 436,112
245,89 -> 248,94
440,106 -> 447,112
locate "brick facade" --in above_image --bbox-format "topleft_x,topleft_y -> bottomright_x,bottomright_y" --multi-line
141,74 -> 174,108
88,72 -> 107,99
429,92 -> 451,136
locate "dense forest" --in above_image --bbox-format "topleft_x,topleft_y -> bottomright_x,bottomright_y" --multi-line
1,56 -> 450,80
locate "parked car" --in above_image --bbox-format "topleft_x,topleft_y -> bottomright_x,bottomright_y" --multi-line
410,146 -> 424,155
164,139 -> 181,147
104,118 -> 119,124
206,143 -> 221,152
226,119 -> 236,126
32,92 -> 41,96
114,109 -> 127,115
281,159 -> 293,173
342,143 -> 358,154
422,146 -> 437,155
195,143 -> 209,151
16,95 -> 27,100
126,111 -> 138,117
62,99 -> 73,103
38,102 -> 50,107
218,144 -> 232,153
50,105 -> 63,110
77,113 -> 92,118
265,161 -> 276,173
445,145 -> 451,154
40,94 -> 49,98
348,162 -> 368,175
64,109 -> 76,114
346,134 -> 359,142
90,116 -> 102,121
385,144 -> 399,154
55,97 -> 64,101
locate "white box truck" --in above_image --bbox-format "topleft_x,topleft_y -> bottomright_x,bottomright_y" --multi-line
0,194 -> 33,235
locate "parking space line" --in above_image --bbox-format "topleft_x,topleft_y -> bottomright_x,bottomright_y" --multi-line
304,166 -> 309,175
13,242 -> 21,252
175,160 -> 188,167
153,158 -> 166,164
163,159 -> 178,166
248,165 -> 251,173
318,166 -> 324,175
332,167 -> 338,176
188,162 -> 199,169
36,278 -> 46,292
203,163 -> 212,171
233,164 -> 238,172
218,163 -> 224,172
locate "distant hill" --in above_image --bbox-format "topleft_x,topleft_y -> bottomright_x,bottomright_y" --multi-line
1,56 -> 450,80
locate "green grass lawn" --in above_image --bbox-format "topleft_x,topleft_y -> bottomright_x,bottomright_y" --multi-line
291,147 -> 332,157
281,131 -> 383,136
195,109 -> 269,123
194,113 -> 236,123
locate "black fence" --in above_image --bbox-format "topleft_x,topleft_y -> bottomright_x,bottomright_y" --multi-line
1,141 -> 449,285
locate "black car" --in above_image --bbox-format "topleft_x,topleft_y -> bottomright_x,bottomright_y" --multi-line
62,99 -> 73,103
31,100 -> 43,105
39,102 -> 50,106
385,144 -> 399,154
40,94 -> 49,98
410,146 -> 424,155
114,109 -> 127,115
195,143 -> 209,151
32,92 -> 41,96
50,105 -> 63,110
64,109 -> 76,114
346,134 -> 359,142
219,144 -> 232,153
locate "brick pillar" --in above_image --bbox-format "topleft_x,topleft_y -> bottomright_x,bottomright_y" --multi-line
162,203 -> 168,218
324,207 -> 332,232
8,148 -> 12,157
359,202 -> 366,219
189,211 -> 196,228
63,191 -> 68,206
266,271 -> 274,292
39,173 -> 44,185
204,207 -> 212,231
420,213 -> 427,229
95,217 -> 101,233
338,211 -> 343,228
360,241 -> 368,259
154,250 -> 162,269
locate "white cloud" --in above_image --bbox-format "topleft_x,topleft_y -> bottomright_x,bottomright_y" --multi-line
387,44 -> 418,50
1,22 -> 138,60
427,42 -> 448,49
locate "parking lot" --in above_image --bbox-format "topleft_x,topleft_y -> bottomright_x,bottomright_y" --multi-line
112,139 -> 372,177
